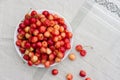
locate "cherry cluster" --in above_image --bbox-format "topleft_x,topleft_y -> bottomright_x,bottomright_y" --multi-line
16,10 -> 72,68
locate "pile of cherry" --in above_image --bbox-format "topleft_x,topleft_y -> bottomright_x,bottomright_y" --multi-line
16,10 -> 72,68
16,10 -> 92,80
51,44 -> 91,80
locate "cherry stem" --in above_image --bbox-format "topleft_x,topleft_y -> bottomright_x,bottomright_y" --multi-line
83,45 -> 93,49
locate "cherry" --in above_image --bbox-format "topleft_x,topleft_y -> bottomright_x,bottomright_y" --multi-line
44,61 -> 50,68
30,23 -> 37,29
30,17 -> 37,24
24,19 -> 30,26
65,43 -> 71,49
36,42 -> 42,48
80,49 -> 87,57
16,40 -> 21,47
23,55 -> 30,61
76,44 -> 83,52
52,69 -> 58,75
48,39 -> 54,46
49,53 -> 55,61
39,26 -> 46,33
42,10 -> 49,17
68,53 -> 76,61
59,47 -> 66,53
19,23 -> 25,29
85,77 -> 91,80
66,73 -> 73,80
79,70 -> 86,77
31,36 -> 38,43
31,10 -> 37,16
25,42 -> 31,48
19,48 -> 25,54
28,60 -> 33,66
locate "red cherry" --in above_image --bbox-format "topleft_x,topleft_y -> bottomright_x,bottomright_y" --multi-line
64,38 -> 70,43
62,24 -> 67,29
35,48 -> 40,54
36,20 -> 41,27
52,69 -> 58,75
59,47 -> 66,53
60,40 -> 65,46
52,29 -> 59,36
16,40 -> 21,47
35,52 -> 40,57
19,23 -> 25,29
80,49 -> 87,57
28,60 -> 33,66
17,34 -> 24,40
25,42 -> 31,48
31,10 -> 37,16
50,60 -> 55,65
38,33 -> 44,40
42,10 -> 49,17
25,13 -> 31,19
43,37 -> 48,41
39,26 -> 46,33
31,36 -> 38,43
19,48 -> 25,54
53,36 -> 59,42
19,30 -> 25,36
79,70 -> 86,77
48,39 -> 54,46
29,28 -> 34,34
48,14 -> 54,20
36,42 -> 42,48
44,61 -> 50,68
49,53 -> 55,61
85,77 -> 91,80
34,60 -> 41,65
50,46 -> 55,51
41,54 -> 48,60
42,41 -> 48,47
30,17 -> 37,24
33,29 -> 39,36
66,32 -> 73,38
24,19 -> 30,26
31,43 -> 36,48
57,18 -> 64,25
75,44 -> 83,52
17,28 -> 22,32
43,19 -> 50,26
65,43 -> 71,49
30,23 -> 37,29
40,47 -> 47,53
23,55 -> 30,61
55,41 -> 61,48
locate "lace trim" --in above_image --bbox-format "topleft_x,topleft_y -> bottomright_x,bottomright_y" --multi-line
95,0 -> 120,17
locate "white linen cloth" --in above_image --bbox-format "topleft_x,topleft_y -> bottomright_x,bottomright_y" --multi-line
0,0 -> 120,80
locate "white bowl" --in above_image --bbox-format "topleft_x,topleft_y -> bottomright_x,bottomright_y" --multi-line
14,9 -> 73,68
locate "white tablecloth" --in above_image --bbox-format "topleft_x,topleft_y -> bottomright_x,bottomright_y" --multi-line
0,0 -> 120,80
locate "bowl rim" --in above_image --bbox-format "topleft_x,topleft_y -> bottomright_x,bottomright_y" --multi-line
14,9 -> 73,68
